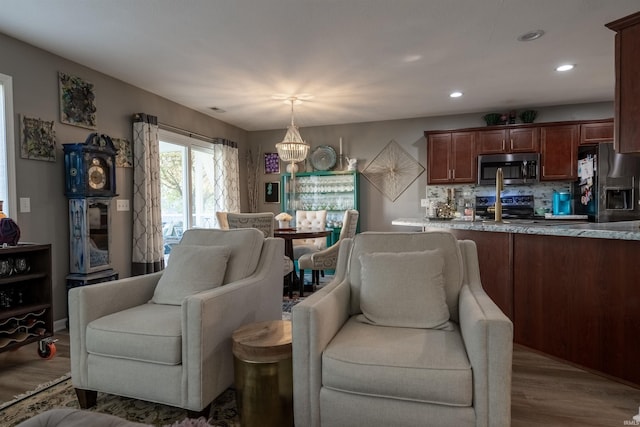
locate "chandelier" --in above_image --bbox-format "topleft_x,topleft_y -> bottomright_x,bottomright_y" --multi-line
275,97 -> 310,172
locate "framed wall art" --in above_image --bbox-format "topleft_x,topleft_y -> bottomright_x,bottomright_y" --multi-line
264,182 -> 280,203
113,137 -> 133,167
264,152 -> 280,174
59,71 -> 97,129
20,115 -> 57,162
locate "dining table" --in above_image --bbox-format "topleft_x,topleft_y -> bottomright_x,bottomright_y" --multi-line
274,227 -> 332,297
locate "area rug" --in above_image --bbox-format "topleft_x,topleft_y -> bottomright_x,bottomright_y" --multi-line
0,300 -> 307,426
0,376 -> 238,426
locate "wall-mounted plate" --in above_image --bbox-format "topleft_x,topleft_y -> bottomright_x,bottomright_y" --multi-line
310,145 -> 337,171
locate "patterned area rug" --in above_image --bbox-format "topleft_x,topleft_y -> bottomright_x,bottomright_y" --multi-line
0,301 -> 307,427
0,377 -> 238,426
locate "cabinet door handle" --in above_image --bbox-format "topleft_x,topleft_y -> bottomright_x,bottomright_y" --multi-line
502,139 -> 505,151
452,169 -> 456,180
510,138 -> 514,150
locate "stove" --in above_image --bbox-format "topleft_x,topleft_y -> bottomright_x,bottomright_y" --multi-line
475,195 -> 535,219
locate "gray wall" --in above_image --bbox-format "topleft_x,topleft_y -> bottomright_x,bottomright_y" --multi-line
0,32 -> 248,322
248,102 -> 613,232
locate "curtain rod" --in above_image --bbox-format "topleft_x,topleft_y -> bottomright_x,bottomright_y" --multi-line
158,122 -> 215,143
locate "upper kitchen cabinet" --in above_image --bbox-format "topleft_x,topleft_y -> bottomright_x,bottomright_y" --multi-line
540,124 -> 579,181
607,12 -> 640,153
426,131 -> 476,184
579,119 -> 614,145
476,126 -> 539,154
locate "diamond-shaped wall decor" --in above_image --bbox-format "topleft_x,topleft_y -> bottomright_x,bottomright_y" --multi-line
362,139 -> 425,202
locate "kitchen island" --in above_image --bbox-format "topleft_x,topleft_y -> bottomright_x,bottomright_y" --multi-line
392,217 -> 640,388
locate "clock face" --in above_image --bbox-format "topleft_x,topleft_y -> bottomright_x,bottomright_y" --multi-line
88,159 -> 107,190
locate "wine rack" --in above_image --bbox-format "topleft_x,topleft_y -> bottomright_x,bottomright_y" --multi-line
0,244 -> 53,353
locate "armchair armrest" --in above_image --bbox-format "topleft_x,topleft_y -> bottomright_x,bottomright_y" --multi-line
302,240 -> 342,270
458,241 -> 513,427
68,272 -> 162,387
181,237 -> 284,410
292,239 -> 354,427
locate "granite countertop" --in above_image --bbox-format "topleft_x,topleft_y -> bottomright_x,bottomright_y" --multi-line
391,217 -> 640,241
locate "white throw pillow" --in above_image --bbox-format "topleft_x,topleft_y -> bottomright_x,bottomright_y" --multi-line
358,250 -> 450,329
152,245 -> 230,305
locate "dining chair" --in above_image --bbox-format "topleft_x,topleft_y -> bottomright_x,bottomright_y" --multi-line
292,210 -> 327,259
216,212 -> 295,292
298,209 -> 359,287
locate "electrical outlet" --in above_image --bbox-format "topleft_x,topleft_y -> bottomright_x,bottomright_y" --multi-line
116,199 -> 130,211
420,199 -> 429,207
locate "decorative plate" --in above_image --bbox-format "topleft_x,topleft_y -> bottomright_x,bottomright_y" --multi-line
310,145 -> 337,171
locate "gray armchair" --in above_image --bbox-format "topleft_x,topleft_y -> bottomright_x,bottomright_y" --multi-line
68,228 -> 284,415
298,209 -> 358,286
292,231 -> 513,427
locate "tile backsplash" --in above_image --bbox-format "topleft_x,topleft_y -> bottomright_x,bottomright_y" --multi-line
426,182 -> 572,214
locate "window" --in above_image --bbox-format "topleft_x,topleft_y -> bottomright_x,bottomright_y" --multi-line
159,129 -> 239,255
0,73 -> 16,217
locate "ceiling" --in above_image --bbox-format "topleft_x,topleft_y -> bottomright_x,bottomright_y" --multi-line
0,0 -> 638,131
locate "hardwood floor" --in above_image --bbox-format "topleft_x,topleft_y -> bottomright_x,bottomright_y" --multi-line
0,330 -> 70,403
511,344 -> 640,426
1,331 -> 639,426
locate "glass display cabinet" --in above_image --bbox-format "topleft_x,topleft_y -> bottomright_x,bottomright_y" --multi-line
281,171 -> 359,242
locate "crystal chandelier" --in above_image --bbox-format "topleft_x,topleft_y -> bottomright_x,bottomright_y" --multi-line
275,97 -> 310,172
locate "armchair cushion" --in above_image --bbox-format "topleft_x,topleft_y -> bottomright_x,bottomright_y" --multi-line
358,249 -> 450,329
322,317 -> 472,406
151,245 -> 230,305
87,303 -> 182,365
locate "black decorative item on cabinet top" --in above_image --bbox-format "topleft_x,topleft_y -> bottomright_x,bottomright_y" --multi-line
63,133 -> 117,198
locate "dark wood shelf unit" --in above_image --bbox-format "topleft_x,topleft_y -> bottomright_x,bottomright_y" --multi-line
0,244 -> 53,353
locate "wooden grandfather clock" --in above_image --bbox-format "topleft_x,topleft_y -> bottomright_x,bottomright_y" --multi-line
63,133 -> 119,291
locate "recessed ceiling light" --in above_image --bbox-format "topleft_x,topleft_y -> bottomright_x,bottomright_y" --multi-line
556,64 -> 575,72
449,91 -> 463,98
518,30 -> 545,42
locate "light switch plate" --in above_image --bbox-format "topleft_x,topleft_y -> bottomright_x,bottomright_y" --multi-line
116,199 -> 130,211
19,197 -> 30,213
420,199 -> 429,207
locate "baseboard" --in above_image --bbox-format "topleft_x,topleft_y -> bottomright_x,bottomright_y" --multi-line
54,318 -> 68,332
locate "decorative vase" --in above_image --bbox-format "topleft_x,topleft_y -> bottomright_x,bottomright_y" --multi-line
278,220 -> 290,229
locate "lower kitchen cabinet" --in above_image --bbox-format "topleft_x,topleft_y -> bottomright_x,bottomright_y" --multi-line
513,234 -> 640,386
448,229 -> 640,386
447,229 -> 513,319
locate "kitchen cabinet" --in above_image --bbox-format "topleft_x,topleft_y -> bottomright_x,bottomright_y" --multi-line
0,244 -> 53,355
281,171 -> 359,230
426,131 -> 476,184
540,124 -> 579,181
579,120 -> 614,145
476,127 -> 539,154
447,229 -> 513,319
607,12 -> 640,153
513,233 -> 640,386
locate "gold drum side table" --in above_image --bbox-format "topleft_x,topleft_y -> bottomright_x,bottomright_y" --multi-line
232,320 -> 293,427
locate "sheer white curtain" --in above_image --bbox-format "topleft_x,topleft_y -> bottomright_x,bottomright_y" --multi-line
132,113 -> 164,275
212,138 -> 240,215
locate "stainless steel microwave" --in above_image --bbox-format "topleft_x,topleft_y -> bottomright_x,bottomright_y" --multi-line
477,153 -> 540,185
